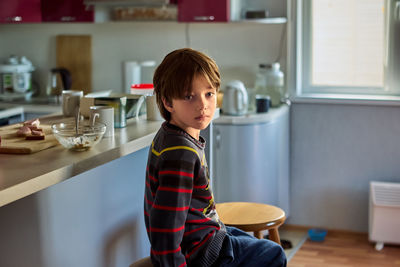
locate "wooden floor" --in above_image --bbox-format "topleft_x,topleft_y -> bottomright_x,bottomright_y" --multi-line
289,231 -> 400,267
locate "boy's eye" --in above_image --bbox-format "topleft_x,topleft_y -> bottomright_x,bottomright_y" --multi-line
206,92 -> 215,97
184,95 -> 193,100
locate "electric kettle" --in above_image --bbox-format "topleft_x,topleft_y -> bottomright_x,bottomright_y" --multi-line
46,67 -> 72,99
222,80 -> 249,116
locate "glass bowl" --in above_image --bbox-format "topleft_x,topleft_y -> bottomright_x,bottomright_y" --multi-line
52,121 -> 106,151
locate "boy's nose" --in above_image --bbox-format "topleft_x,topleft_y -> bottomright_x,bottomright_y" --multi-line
198,96 -> 207,110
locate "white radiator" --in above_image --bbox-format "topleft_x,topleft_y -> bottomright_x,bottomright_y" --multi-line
369,181 -> 400,251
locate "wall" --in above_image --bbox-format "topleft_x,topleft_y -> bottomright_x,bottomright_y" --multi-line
0,22 -> 286,96
289,102 -> 400,232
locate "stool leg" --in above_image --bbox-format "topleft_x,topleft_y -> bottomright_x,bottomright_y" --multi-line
268,228 -> 281,245
254,231 -> 264,239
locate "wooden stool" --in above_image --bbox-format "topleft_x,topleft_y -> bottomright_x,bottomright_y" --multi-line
216,202 -> 286,245
129,256 -> 152,267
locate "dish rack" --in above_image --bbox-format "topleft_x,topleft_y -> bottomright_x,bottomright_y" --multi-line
369,181 -> 400,250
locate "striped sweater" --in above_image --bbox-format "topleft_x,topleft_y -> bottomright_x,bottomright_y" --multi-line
144,122 -> 226,267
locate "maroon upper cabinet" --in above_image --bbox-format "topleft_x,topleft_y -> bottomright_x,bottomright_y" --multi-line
178,0 -> 229,22
41,0 -> 94,22
0,0 -> 42,23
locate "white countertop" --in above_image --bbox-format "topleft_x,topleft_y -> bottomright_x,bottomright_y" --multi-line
0,106 -> 24,119
214,105 -> 289,125
0,115 -> 163,207
0,102 -> 62,114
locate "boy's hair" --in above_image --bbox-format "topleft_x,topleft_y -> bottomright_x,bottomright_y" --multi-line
153,48 -> 220,121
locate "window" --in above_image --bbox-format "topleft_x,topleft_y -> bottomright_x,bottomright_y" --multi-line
298,0 -> 390,96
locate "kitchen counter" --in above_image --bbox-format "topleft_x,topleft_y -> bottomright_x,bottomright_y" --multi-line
0,101 -> 62,114
0,115 -> 163,207
214,105 -> 289,125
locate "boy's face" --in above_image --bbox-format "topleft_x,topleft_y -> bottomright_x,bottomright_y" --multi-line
163,74 -> 217,139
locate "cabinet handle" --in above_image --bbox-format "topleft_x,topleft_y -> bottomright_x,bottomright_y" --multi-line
395,1 -> 400,21
215,128 -> 221,149
6,16 -> 22,22
194,16 -> 215,21
61,16 -> 76,22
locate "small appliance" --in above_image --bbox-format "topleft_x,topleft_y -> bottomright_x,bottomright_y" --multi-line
0,55 -> 35,94
222,80 -> 248,116
46,68 -> 72,101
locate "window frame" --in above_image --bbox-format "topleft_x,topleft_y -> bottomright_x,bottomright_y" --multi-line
296,0 -> 390,97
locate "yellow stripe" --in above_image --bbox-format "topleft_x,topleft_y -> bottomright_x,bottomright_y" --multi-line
203,196 -> 214,215
152,141 -> 200,159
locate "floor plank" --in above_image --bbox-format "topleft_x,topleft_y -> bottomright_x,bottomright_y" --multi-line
289,231 -> 400,267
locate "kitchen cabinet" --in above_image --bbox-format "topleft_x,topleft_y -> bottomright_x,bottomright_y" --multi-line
41,0 -> 94,22
212,105 -> 290,215
178,0 -> 229,22
0,0 -> 42,23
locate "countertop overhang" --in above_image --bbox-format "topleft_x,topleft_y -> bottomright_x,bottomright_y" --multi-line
0,115 -> 163,207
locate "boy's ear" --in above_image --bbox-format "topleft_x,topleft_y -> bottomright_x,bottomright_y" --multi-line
162,97 -> 173,112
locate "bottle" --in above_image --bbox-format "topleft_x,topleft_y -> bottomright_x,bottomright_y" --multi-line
252,64 -> 268,113
255,64 -> 268,95
264,62 -> 285,107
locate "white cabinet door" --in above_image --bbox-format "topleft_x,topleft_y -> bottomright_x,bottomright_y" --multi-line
212,107 -> 289,215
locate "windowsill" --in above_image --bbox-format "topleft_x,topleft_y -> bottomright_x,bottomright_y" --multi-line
290,93 -> 400,107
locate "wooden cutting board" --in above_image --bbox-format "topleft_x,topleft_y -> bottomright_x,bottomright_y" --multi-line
0,124 -> 59,154
56,35 -> 92,94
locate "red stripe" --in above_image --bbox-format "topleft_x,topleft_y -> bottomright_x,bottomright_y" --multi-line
151,246 -> 181,255
148,225 -> 185,233
185,231 -> 214,259
186,217 -> 211,224
193,184 -> 207,189
144,210 -> 149,217
196,195 -> 212,200
159,170 -> 194,178
178,262 -> 186,267
183,225 -> 219,236
190,207 -> 204,212
145,196 -> 189,211
149,174 -> 158,182
153,204 -> 189,211
158,186 -> 193,193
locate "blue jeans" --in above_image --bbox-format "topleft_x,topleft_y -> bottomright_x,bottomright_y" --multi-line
212,226 -> 287,267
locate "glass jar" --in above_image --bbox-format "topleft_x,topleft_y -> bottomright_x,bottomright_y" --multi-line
255,64 -> 268,95
255,63 -> 285,107
265,62 -> 284,107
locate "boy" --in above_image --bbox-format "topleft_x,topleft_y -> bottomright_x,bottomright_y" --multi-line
144,48 -> 286,267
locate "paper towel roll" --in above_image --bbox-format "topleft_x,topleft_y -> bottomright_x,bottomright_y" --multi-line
123,61 -> 141,94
